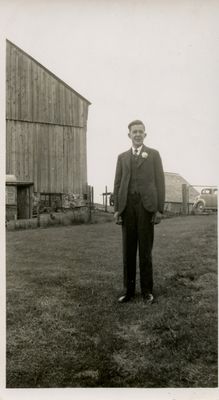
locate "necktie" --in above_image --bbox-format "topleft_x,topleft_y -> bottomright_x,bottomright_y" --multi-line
134,149 -> 138,160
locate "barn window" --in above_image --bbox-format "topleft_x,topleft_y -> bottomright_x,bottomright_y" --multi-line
40,193 -> 62,211
40,194 -> 50,207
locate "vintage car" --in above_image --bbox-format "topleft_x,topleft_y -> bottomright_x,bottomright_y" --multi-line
193,187 -> 218,212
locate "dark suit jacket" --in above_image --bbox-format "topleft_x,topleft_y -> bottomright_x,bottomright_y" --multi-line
113,145 -> 165,215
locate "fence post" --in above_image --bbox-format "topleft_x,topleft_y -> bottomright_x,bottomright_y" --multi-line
105,186 -> 108,212
182,184 -> 189,215
91,186 -> 94,209
88,185 -> 93,223
37,192 -> 40,227
187,185 -> 190,214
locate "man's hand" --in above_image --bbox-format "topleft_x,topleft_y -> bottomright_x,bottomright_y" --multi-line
152,211 -> 163,225
114,211 -> 123,225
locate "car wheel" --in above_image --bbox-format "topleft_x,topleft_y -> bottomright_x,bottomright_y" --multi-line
196,202 -> 205,213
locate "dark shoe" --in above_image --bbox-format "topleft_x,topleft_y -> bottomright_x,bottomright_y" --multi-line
142,293 -> 154,304
118,294 -> 133,303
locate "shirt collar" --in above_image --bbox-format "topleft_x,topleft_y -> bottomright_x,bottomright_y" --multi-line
132,145 -> 143,155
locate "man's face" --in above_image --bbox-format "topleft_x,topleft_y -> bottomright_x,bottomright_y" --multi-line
128,124 -> 146,148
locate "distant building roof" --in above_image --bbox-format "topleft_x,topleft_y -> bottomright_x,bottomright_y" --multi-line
165,172 -> 199,203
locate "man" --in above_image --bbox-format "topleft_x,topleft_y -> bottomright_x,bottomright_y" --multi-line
113,120 -> 165,304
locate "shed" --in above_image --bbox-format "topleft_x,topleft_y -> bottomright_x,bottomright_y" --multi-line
164,172 -> 199,213
6,39 -> 91,218
6,174 -> 34,220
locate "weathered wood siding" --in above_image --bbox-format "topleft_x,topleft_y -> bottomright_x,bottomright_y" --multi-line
6,40 -> 90,195
6,40 -> 89,126
6,120 -> 87,194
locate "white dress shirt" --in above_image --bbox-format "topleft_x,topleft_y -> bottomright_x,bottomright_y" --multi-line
132,145 -> 143,156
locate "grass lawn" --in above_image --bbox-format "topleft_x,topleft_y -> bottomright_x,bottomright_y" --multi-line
6,214 -> 217,388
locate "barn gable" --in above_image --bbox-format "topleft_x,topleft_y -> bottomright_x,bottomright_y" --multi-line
6,39 -> 90,127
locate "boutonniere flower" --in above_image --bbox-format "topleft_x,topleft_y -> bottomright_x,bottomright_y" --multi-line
141,152 -> 148,159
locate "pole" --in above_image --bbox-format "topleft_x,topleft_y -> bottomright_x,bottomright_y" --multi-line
91,186 -> 94,209
182,184 -> 189,215
37,205 -> 40,227
187,185 -> 190,215
37,192 -> 40,227
89,186 -> 92,222
105,186 -> 107,212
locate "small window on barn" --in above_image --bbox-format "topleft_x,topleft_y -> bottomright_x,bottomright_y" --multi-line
40,193 -> 50,207
50,194 -> 62,210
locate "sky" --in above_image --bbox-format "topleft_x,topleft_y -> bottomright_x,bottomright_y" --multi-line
0,0 -> 218,203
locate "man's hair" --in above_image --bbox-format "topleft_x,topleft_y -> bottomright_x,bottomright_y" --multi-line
128,120 -> 145,131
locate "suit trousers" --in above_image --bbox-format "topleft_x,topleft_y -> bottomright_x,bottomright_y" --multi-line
121,193 -> 154,296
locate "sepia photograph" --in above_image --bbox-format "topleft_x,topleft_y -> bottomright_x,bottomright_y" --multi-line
0,0 -> 218,398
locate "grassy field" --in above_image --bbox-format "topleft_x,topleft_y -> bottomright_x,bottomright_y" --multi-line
6,214 -> 217,388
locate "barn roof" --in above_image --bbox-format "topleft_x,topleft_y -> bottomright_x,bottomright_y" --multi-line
165,172 -> 199,203
6,39 -> 91,105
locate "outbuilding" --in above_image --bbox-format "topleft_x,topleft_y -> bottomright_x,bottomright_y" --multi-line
164,172 -> 199,214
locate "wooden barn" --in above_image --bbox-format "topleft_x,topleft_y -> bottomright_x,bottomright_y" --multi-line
164,172 -> 199,214
6,40 -> 91,220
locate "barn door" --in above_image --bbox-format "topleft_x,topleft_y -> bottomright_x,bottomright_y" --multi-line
17,186 -> 30,219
